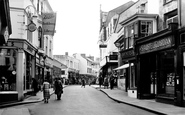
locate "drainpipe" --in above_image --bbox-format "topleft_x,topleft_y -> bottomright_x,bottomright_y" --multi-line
178,0 -> 181,28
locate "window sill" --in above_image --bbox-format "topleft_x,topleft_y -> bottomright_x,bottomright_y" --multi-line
128,87 -> 137,90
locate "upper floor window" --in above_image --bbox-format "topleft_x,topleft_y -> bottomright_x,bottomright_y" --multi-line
38,26 -> 42,48
164,0 -> 173,4
140,21 -> 152,37
166,15 -> 178,27
113,19 -> 117,29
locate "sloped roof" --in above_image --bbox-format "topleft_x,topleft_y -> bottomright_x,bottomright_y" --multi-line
105,1 -> 135,27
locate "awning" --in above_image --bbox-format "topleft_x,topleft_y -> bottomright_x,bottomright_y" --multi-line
113,63 -> 133,70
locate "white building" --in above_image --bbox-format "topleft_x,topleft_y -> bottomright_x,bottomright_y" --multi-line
73,53 -> 100,79
0,0 -> 55,103
53,52 -> 80,84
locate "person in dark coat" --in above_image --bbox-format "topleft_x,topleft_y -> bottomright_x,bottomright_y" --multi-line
98,75 -> 103,88
54,78 -> 63,100
32,78 -> 39,96
81,78 -> 85,88
103,76 -> 109,89
110,73 -> 114,90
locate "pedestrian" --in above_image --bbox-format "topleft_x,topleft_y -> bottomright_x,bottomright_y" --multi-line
110,72 -> 114,90
54,78 -> 63,100
42,79 -> 50,103
81,78 -> 85,88
31,78 -> 39,96
98,75 -> 103,88
104,76 -> 109,89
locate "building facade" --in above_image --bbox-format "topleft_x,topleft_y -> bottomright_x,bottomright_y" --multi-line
113,0 -> 185,107
99,1 -> 135,86
54,52 -> 80,84
0,0 -> 12,104
0,0 -> 55,104
73,53 -> 100,84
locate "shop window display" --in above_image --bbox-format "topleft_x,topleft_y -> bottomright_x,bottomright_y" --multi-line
0,48 -> 17,91
159,50 -> 175,96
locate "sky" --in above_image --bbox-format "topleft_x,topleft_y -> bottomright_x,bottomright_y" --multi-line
48,0 -> 137,58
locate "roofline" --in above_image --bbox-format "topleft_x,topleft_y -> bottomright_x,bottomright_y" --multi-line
120,13 -> 159,26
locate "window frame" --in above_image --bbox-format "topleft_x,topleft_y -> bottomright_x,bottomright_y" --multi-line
163,0 -> 173,5
140,20 -> 153,37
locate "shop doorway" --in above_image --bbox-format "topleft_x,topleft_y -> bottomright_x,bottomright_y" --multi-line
140,53 -> 156,98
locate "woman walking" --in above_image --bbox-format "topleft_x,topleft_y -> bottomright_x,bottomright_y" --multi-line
43,79 -> 50,103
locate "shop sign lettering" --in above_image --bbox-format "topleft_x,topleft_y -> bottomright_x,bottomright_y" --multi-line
27,45 -> 33,54
121,50 -> 135,59
139,37 -> 172,54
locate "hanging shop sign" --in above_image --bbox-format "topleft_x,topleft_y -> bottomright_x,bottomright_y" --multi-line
27,21 -> 37,32
42,13 -> 56,35
109,55 -> 118,60
99,44 -> 107,48
139,36 -> 173,54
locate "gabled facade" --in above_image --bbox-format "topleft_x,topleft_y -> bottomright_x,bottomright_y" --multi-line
74,53 -> 100,83
99,1 -> 135,84
113,0 -> 159,98
113,0 -> 185,107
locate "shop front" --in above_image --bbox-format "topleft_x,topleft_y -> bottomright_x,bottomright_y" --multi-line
0,39 -> 37,103
177,27 -> 185,106
36,54 -> 44,91
136,28 -> 179,105
120,48 -> 136,98
44,57 -> 53,85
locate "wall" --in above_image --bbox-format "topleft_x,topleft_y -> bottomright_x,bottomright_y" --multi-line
9,9 -> 25,39
180,0 -> 185,27
159,0 -> 177,30
78,54 -> 87,75
9,0 -> 32,8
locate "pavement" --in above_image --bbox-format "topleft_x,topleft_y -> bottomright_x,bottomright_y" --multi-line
0,85 -> 67,115
91,85 -> 185,115
1,85 -> 185,115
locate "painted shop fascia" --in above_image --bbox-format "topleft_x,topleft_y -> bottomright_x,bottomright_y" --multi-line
135,24 -> 179,106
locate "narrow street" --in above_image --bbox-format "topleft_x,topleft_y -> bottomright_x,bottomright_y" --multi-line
19,86 -> 157,115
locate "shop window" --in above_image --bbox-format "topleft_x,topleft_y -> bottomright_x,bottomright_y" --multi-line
158,50 -> 175,96
180,33 -> 185,43
0,48 -> 17,91
130,65 -> 136,88
26,54 -> 33,90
